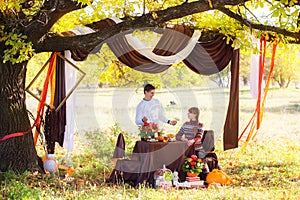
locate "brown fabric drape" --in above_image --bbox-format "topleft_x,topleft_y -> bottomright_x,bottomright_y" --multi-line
107,25 -> 194,73
223,49 -> 239,151
44,53 -> 66,153
61,31 -> 91,61
183,35 -> 233,75
54,53 -> 66,147
107,25 -> 234,75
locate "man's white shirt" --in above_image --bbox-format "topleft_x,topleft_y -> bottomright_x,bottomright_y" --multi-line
135,98 -> 168,125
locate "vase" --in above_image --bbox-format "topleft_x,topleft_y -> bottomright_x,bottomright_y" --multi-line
186,172 -> 199,177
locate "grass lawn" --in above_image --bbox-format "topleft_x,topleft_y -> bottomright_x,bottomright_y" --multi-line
1,87 -> 299,199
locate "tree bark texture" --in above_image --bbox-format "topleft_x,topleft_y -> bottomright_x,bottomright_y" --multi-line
0,49 -> 39,172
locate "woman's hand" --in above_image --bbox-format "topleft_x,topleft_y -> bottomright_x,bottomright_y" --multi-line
187,139 -> 195,146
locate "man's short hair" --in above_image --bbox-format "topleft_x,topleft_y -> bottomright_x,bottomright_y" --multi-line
144,84 -> 155,94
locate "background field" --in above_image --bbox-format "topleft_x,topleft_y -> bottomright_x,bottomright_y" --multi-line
2,86 -> 300,199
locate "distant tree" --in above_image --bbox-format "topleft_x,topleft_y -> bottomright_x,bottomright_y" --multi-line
239,49 -> 252,86
267,45 -> 300,88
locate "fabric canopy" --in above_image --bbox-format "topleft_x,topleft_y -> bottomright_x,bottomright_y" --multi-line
67,18 -> 234,75
62,18 -> 239,151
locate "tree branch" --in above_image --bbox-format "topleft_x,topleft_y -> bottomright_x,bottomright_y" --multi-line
34,0 -> 248,52
243,4 -> 261,23
217,6 -> 300,40
24,0 -> 85,43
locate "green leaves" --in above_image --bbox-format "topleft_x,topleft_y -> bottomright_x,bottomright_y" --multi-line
0,0 -> 23,12
0,30 -> 35,64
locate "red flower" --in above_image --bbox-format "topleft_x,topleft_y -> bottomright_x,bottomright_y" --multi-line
191,155 -> 198,161
182,156 -> 203,174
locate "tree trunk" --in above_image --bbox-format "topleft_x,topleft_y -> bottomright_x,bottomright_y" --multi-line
285,79 -> 291,88
0,57 -> 39,172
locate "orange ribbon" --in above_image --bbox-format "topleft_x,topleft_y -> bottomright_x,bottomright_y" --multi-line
239,39 -> 277,143
0,53 -> 57,143
33,52 -> 57,146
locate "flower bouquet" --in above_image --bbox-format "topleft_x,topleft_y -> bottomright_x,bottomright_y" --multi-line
182,155 -> 203,177
139,121 -> 159,140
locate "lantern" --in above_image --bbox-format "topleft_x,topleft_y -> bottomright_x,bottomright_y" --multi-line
43,154 -> 58,174
154,165 -> 173,189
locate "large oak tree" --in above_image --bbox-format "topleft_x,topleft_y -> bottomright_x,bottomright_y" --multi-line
1,0 -> 300,172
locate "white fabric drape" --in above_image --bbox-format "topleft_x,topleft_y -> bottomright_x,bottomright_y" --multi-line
250,54 -> 259,99
125,30 -> 201,65
72,26 -> 94,35
250,36 -> 261,99
63,50 -> 77,153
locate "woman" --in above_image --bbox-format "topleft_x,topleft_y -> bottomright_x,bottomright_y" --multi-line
175,107 -> 205,159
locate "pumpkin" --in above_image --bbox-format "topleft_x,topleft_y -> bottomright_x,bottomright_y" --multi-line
206,169 -> 232,185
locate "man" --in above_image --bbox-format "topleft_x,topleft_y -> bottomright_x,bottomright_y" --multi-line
135,84 -> 177,126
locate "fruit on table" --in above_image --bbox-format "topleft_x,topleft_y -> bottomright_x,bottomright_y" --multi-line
157,135 -> 164,141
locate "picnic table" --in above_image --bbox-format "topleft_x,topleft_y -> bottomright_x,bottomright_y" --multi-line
109,140 -> 194,187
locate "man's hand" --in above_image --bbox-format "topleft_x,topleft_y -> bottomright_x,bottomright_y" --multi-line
169,120 -> 177,125
142,116 -> 148,122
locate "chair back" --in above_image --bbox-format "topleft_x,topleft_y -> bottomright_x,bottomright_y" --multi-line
113,133 -> 125,159
201,130 -> 215,153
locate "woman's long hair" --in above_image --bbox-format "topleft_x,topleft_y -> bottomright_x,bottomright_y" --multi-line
188,107 -> 200,122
